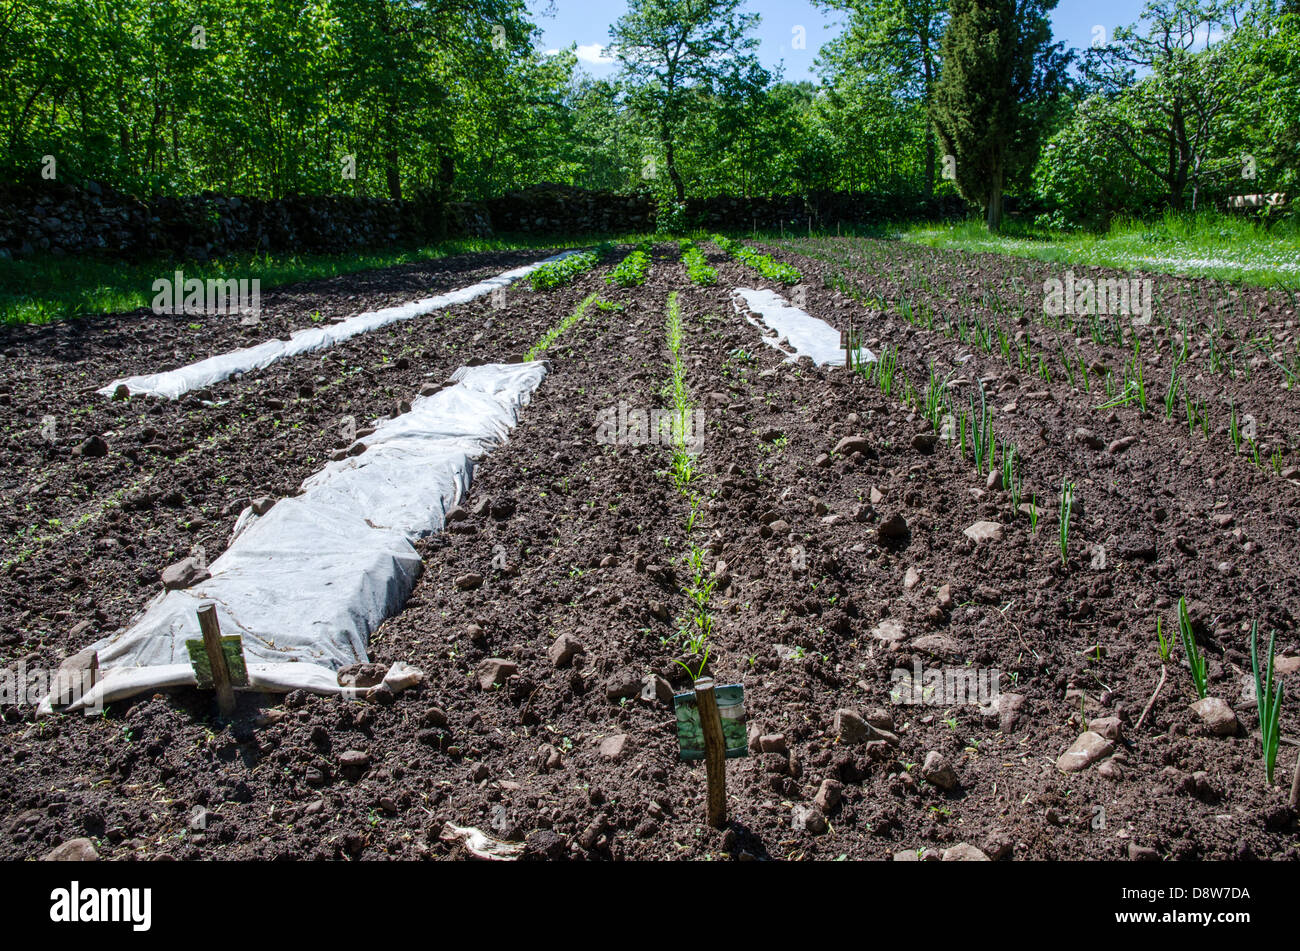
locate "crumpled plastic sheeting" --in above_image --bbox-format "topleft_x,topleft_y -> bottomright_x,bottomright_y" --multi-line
97,252 -> 579,400
45,362 -> 547,713
439,823 -> 525,861
732,287 -> 875,367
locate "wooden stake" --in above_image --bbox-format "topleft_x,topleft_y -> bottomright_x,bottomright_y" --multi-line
694,677 -> 727,828
1290,745 -> 1300,811
197,605 -> 236,717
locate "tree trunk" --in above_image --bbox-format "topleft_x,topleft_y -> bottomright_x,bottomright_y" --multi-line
921,46 -> 935,198
986,169 -> 1003,233
665,136 -> 685,203
435,151 -> 455,239
924,135 -> 935,198
385,148 -> 401,201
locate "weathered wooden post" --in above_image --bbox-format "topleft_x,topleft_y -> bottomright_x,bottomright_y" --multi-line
841,319 -> 857,370
195,605 -> 237,717
694,677 -> 727,828
1290,746 -> 1300,810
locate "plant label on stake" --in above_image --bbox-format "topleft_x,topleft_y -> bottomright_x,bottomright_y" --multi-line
840,321 -> 860,370
675,679 -> 745,828
673,682 -> 746,760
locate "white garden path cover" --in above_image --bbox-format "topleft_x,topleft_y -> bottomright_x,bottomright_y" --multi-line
43,361 -> 547,713
732,287 -> 875,366
97,251 -> 580,400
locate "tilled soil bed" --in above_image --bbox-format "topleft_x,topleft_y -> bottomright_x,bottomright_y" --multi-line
2,239 -> 1298,861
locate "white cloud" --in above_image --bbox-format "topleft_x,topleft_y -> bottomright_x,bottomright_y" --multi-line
575,43 -> 615,65
1192,23 -> 1227,49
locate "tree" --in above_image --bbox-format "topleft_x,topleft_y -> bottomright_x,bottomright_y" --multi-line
1034,3 -> 1300,222
930,0 -> 1066,230
608,0 -> 762,202
816,0 -> 946,193
1080,0 -> 1250,212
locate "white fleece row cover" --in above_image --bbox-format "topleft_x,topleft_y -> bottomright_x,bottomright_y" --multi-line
98,252 -> 580,400
47,361 -> 547,713
733,287 -> 875,367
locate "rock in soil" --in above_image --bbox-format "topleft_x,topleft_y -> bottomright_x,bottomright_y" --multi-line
1056,731 -> 1115,773
43,838 -> 99,861
942,843 -> 990,861
476,658 -> 518,690
1190,697 -> 1240,736
548,633 -> 584,667
161,557 -> 210,590
921,751 -> 959,791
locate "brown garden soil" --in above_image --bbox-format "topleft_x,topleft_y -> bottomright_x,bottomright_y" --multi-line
2,236 -> 1298,861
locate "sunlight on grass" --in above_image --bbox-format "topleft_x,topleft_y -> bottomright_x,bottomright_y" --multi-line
0,233 -> 649,326
898,213 -> 1300,287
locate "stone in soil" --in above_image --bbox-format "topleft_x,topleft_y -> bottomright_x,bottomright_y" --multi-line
476,658 -> 518,690
1056,731 -> 1115,772
73,435 -> 108,458
814,778 -> 843,812
942,843 -> 990,861
993,693 -> 1025,733
963,520 -> 1004,543
548,633 -> 584,667
605,672 -> 641,702
833,708 -> 898,745
921,751 -> 959,791
641,674 -> 674,705
834,435 -> 871,457
792,805 -> 827,834
870,618 -> 907,647
1190,697 -> 1240,736
43,838 -> 99,861
161,557 -> 210,591
599,734 -> 630,760
877,513 -> 909,542
1089,716 -> 1123,741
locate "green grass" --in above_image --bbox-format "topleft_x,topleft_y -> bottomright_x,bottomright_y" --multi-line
897,212 -> 1300,288
0,232 -> 649,326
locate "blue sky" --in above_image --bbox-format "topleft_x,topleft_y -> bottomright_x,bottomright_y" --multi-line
528,0 -> 1154,81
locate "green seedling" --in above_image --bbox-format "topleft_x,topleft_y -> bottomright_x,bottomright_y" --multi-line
1155,616 -> 1173,664
606,244 -> 652,287
1058,479 -> 1076,566
1178,596 -> 1208,699
673,644 -> 710,682
1251,621 -> 1283,783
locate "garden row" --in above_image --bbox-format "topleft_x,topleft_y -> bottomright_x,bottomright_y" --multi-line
2,238 -> 1298,861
